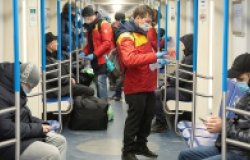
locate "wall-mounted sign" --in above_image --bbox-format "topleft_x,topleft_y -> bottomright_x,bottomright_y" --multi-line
232,0 -> 244,36
200,0 -> 207,23
29,8 -> 37,26
170,7 -> 175,21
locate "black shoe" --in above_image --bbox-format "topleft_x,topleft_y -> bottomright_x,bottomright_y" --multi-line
135,147 -> 158,158
151,122 -> 167,133
121,152 -> 138,160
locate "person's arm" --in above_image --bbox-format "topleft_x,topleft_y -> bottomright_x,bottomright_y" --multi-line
168,55 -> 193,86
118,34 -> 157,68
93,22 -> 113,58
147,27 -> 158,52
226,119 -> 250,143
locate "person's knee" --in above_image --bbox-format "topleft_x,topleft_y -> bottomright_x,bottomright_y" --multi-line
46,146 -> 61,160
55,135 -> 67,150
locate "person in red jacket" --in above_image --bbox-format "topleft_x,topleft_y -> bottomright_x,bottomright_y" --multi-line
81,5 -> 114,101
116,5 -> 168,160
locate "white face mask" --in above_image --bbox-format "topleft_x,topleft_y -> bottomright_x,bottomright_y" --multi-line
139,23 -> 151,32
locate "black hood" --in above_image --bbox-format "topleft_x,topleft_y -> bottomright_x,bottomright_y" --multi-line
115,19 -> 146,41
0,62 -> 25,95
180,34 -> 193,56
83,12 -> 103,32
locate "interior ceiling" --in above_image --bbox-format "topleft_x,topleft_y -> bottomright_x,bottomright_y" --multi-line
91,0 -> 142,14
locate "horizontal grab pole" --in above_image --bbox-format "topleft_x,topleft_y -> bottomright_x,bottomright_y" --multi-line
0,107 -> 16,115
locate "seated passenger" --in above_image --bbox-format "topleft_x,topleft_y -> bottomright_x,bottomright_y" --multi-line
151,34 -> 193,133
45,32 -> 94,98
0,62 -> 67,160
178,53 -> 250,160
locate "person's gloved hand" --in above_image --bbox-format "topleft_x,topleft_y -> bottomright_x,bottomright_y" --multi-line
84,53 -> 95,61
156,51 -> 167,59
157,59 -> 168,67
79,51 -> 85,59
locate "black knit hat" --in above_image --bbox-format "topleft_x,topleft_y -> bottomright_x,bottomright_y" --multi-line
115,12 -> 125,21
228,53 -> 250,78
82,5 -> 96,17
46,32 -> 57,45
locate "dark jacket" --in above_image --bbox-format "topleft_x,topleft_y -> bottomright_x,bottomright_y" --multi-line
61,13 -> 82,52
215,93 -> 250,158
168,34 -> 193,99
0,63 -> 45,160
46,50 -> 72,98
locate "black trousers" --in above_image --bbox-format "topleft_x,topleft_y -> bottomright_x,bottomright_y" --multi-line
123,92 -> 156,153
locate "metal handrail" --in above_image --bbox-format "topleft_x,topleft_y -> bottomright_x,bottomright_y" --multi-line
178,69 -> 193,75
178,87 -> 193,94
46,69 -> 59,75
45,74 -> 70,83
0,107 -> 16,115
27,92 -> 43,98
226,138 -> 250,150
226,108 -> 250,117
45,87 -> 59,93
196,92 -> 213,98
0,139 -> 16,148
165,73 -> 193,83
197,73 -> 213,80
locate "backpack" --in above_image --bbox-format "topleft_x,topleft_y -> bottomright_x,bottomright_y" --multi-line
68,96 -> 109,130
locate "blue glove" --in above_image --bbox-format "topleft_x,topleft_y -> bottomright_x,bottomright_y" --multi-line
156,51 -> 167,59
84,53 -> 95,61
79,51 -> 85,59
157,59 -> 168,67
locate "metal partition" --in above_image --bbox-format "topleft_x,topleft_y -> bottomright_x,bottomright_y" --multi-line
41,0 -> 76,132
220,0 -> 250,159
0,0 -> 21,159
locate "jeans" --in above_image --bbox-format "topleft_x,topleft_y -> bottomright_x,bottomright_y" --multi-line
21,132 -> 67,160
113,75 -> 123,98
178,146 -> 249,160
94,74 -> 108,101
123,92 -> 156,153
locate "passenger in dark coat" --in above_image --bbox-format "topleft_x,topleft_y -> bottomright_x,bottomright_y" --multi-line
0,62 -> 67,160
151,34 -> 193,133
45,32 -> 94,98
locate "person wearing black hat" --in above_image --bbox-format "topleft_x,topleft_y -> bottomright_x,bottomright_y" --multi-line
81,5 -> 114,101
0,62 -> 67,160
45,32 -> 94,98
178,53 -> 250,160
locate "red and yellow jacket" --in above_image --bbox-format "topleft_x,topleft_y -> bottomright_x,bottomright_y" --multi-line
83,20 -> 114,65
117,32 -> 158,95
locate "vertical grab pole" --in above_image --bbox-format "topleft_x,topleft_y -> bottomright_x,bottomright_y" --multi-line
157,1 -> 161,52
175,0 -> 181,134
156,0 -> 161,88
222,0 -> 230,159
13,0 -> 20,159
68,0 -> 73,107
80,0 -> 84,48
57,0 -> 63,132
75,1 -> 80,83
41,0 -> 47,121
191,0 -> 199,148
163,0 -> 168,110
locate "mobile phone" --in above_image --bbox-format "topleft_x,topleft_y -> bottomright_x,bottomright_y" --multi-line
199,117 -> 207,123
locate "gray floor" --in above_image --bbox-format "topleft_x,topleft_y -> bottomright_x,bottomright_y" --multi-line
62,99 -> 187,160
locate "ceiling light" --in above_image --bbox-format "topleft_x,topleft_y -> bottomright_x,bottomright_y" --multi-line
112,4 -> 122,12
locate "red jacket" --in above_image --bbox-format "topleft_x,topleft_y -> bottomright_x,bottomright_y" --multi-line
117,32 -> 157,95
83,20 -> 114,65
147,27 -> 164,52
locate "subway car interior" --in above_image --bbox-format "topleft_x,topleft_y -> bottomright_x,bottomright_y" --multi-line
1,0 -> 250,160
